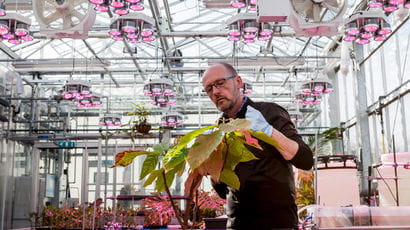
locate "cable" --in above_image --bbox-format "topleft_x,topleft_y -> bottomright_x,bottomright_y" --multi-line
390,24 -> 410,136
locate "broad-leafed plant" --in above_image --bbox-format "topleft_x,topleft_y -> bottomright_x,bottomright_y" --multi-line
111,118 -> 280,230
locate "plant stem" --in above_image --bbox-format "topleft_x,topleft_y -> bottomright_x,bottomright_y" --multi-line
161,171 -> 185,229
191,191 -> 199,230
183,174 -> 201,230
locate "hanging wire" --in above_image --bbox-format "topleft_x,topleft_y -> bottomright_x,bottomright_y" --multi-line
390,27 -> 410,138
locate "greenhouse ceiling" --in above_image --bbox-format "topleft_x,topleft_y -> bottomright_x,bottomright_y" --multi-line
0,0 -> 407,130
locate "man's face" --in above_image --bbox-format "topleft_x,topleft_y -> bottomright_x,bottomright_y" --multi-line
202,65 -> 242,114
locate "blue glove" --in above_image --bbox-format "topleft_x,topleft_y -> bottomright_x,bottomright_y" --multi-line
245,106 -> 273,136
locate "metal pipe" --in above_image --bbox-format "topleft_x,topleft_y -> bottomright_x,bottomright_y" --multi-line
82,40 -> 119,87
2,55 -> 339,62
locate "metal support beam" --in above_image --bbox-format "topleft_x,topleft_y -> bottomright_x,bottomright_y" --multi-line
0,43 -> 20,59
122,40 -> 146,81
82,40 -> 119,87
30,147 -> 40,213
148,0 -> 171,71
354,44 -> 373,201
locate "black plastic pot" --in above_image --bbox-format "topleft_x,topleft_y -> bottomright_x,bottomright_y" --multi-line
203,217 -> 227,229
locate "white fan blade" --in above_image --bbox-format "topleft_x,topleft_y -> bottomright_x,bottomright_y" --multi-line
292,0 -> 314,17
43,11 -> 61,25
312,3 -> 322,21
321,0 -> 343,12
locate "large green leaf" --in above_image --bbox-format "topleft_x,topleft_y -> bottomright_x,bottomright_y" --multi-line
164,125 -> 216,162
163,148 -> 188,171
155,172 -> 166,192
224,134 -> 258,172
110,150 -> 152,168
224,136 -> 246,170
174,160 -> 186,177
219,168 -> 240,190
218,119 -> 251,133
140,153 -> 160,180
239,146 -> 258,162
155,169 -> 177,193
187,130 -> 224,169
143,169 -> 163,187
248,130 -> 282,150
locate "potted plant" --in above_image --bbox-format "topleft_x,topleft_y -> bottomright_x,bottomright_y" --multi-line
125,102 -> 152,135
140,195 -> 176,228
31,204 -> 141,229
111,118 -> 281,230
196,190 -> 227,229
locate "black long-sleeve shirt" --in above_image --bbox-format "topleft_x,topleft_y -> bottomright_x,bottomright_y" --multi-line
213,97 -> 313,230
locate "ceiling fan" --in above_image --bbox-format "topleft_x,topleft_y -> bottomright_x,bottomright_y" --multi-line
288,0 -> 347,36
33,0 -> 96,39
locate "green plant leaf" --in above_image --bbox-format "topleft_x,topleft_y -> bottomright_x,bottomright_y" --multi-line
164,172 -> 175,191
240,146 -> 258,162
155,172 -> 166,192
143,169 -> 163,187
172,159 -> 186,177
187,130 -> 224,169
218,118 -> 251,133
248,130 -> 282,150
110,150 -> 152,168
140,152 -> 160,180
224,136 -> 245,170
164,148 -> 188,171
164,125 -> 217,162
219,168 -> 240,190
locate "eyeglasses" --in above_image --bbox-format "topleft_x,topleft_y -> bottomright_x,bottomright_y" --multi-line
204,75 -> 236,94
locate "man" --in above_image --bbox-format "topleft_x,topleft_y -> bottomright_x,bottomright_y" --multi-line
202,62 -> 313,230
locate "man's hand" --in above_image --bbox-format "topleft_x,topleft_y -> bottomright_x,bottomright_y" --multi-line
245,106 -> 273,137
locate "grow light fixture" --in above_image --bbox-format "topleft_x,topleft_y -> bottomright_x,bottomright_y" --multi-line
109,13 -> 155,44
143,78 -> 176,108
368,0 -> 410,12
294,93 -> 322,106
226,13 -> 277,44
343,11 -> 392,44
230,0 -> 257,11
160,112 -> 183,128
62,80 -> 92,100
301,80 -> 334,96
99,114 -> 122,126
74,94 -> 103,108
0,12 -> 32,44
89,0 -> 145,15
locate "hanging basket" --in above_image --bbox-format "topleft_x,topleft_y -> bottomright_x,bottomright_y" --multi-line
135,123 -> 151,134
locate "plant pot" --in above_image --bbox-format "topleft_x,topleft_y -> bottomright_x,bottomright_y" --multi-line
136,123 -> 151,134
203,217 -> 227,229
